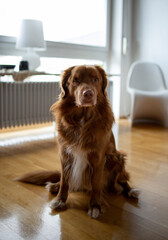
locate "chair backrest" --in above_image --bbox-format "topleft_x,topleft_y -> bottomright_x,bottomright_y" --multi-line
127,62 -> 166,91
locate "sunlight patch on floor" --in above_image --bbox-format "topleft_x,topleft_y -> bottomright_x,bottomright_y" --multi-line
0,125 -> 56,147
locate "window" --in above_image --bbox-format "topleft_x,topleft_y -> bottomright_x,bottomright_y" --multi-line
0,0 -> 107,47
0,0 -> 122,119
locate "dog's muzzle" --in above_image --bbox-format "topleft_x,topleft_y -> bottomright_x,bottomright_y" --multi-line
83,89 -> 94,100
76,87 -> 97,107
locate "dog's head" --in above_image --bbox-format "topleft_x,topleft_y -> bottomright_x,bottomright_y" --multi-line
60,65 -> 108,107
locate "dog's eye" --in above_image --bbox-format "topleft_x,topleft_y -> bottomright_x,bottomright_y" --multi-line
93,77 -> 98,83
73,77 -> 79,83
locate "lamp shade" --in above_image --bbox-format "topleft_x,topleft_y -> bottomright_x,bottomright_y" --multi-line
16,19 -> 46,51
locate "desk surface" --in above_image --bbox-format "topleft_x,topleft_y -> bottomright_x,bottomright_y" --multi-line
0,71 -> 60,81
0,70 -> 120,82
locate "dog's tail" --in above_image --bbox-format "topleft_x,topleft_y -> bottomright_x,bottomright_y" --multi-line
14,170 -> 61,185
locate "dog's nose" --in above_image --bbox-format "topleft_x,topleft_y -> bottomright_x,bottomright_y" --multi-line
83,89 -> 94,99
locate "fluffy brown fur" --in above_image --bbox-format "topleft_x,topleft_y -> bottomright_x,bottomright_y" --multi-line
16,65 -> 139,218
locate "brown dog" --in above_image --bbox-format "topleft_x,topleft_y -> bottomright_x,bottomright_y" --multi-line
17,65 -> 139,218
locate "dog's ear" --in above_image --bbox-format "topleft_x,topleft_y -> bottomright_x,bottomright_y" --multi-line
95,65 -> 108,95
60,66 -> 75,98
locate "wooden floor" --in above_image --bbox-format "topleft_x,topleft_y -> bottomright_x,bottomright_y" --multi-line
0,120 -> 168,240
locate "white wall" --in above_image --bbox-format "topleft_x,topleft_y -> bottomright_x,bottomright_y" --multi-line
132,0 -> 168,89
120,0 -> 168,117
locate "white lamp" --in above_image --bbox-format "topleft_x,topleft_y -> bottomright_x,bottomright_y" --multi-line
16,19 -> 46,71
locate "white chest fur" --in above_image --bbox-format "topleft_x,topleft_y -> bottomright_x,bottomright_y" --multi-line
66,146 -> 92,191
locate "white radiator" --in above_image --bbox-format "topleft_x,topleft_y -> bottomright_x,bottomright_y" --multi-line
0,81 -> 113,129
0,82 -> 60,129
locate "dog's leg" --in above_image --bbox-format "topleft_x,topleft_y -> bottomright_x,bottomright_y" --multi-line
50,173 -> 69,210
50,152 -> 71,210
88,154 -> 104,219
88,166 -> 103,218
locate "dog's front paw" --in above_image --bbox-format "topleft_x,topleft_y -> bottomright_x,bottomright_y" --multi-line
128,188 -> 140,199
88,207 -> 101,219
50,198 -> 66,210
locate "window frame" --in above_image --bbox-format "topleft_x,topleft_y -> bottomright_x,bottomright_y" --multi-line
0,0 -> 111,62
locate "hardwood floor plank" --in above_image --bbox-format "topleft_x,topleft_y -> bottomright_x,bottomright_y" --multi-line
0,185 -> 63,240
0,222 -> 24,240
0,120 -> 168,240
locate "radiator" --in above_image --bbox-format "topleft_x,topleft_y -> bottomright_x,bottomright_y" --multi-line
0,81 -> 60,129
0,80 -> 113,129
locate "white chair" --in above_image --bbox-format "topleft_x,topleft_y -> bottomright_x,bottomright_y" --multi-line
127,61 -> 168,127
